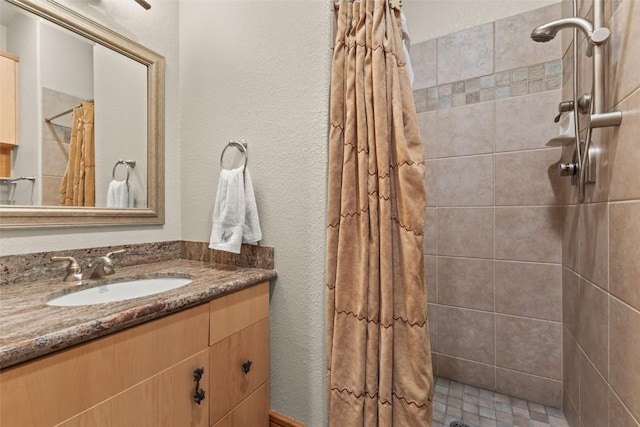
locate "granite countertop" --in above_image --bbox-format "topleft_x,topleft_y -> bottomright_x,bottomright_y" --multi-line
0,259 -> 277,369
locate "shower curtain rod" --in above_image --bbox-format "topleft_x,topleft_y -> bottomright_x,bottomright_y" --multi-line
44,99 -> 94,124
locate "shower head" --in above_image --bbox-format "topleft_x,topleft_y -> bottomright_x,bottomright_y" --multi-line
531,17 -> 594,42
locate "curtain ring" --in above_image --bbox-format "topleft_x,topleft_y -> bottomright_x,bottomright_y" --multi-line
220,141 -> 248,171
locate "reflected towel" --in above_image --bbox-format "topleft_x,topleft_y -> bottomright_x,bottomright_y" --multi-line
209,167 -> 262,254
107,180 -> 129,208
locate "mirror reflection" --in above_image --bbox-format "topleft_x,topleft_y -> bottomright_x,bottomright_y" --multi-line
0,0 -> 147,208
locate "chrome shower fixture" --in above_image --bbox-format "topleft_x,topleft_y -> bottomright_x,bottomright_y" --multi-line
531,17 -> 610,56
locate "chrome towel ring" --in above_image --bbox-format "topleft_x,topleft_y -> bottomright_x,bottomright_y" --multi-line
112,159 -> 136,183
220,140 -> 248,171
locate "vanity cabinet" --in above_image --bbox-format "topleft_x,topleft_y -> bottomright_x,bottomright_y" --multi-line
209,282 -> 270,427
0,282 -> 270,427
0,51 -> 19,178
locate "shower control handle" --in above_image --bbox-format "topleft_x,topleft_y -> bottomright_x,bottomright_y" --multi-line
559,162 -> 578,177
554,100 -> 574,123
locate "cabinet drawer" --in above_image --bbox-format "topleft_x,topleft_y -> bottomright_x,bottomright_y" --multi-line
58,349 -> 210,427
209,282 -> 269,345
0,304 -> 209,427
210,318 -> 269,424
213,381 -> 269,427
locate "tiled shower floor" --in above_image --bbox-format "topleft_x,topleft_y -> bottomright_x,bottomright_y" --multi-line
432,377 -> 569,427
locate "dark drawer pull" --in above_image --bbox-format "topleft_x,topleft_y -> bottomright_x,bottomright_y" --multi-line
193,367 -> 206,404
241,360 -> 253,374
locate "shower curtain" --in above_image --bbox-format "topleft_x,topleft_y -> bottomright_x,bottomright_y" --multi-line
327,0 -> 433,425
60,101 -> 95,207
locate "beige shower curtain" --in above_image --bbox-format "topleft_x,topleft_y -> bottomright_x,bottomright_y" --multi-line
327,0 -> 433,425
60,101 -> 95,207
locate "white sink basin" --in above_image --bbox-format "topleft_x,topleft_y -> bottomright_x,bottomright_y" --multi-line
47,277 -> 192,307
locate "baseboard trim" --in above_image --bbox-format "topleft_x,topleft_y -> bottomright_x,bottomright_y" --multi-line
269,410 -> 306,427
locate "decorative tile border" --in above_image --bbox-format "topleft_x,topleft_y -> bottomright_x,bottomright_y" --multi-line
414,59 -> 562,113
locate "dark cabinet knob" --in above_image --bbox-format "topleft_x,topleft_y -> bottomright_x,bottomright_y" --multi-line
241,360 -> 252,374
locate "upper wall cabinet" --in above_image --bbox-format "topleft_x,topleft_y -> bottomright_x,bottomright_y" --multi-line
0,51 -> 19,179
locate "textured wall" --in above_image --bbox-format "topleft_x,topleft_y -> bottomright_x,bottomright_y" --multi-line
561,1 -> 640,426
1,0 -> 182,255
179,1 -> 331,425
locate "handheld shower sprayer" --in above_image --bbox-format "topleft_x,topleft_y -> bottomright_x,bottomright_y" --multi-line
530,17 -> 610,56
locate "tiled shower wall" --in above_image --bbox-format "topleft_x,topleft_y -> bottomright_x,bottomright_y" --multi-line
560,0 -> 640,426
414,3 -> 567,407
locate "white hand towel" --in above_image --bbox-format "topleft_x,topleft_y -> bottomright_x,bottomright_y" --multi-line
209,167 -> 246,254
242,168 -> 262,244
107,180 -> 129,208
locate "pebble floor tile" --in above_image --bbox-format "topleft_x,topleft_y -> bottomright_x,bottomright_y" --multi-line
432,377 -> 569,427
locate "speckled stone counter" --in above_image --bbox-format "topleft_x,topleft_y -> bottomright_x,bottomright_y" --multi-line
0,259 -> 276,369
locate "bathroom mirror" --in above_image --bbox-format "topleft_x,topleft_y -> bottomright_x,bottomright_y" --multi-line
0,0 -> 164,228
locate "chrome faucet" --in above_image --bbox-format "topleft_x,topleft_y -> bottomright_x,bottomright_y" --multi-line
52,250 -> 126,282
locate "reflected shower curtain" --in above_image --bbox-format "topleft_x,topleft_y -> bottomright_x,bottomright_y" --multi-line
326,0 -> 433,425
60,101 -> 95,207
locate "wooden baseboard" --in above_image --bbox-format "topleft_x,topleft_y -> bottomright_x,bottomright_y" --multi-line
269,410 -> 306,427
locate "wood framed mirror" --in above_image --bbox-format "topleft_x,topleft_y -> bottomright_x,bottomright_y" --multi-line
0,0 -> 164,228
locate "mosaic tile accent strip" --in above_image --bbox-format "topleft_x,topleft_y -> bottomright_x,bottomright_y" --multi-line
432,377 -> 569,427
414,59 -> 562,113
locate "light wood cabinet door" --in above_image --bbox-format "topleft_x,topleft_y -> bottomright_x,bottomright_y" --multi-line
0,304 -> 209,427
58,349 -> 210,427
210,318 -> 270,425
213,381 -> 269,427
0,51 -> 19,178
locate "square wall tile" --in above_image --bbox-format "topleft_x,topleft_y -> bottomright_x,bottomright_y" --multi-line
425,255 -> 437,303
579,202 -> 608,291
436,102 -> 494,157
564,390 -> 580,427
579,351 -> 609,427
563,204 -> 580,272
424,207 -> 438,255
495,3 -> 563,72
418,111 -> 438,160
609,0 -> 640,106
439,306 -> 495,365
563,328 -> 580,411
438,155 -> 494,207
411,39 -> 438,90
437,354 -> 496,391
439,208 -> 494,259
495,315 -> 562,380
610,201 -> 640,311
577,278 -> 609,379
438,257 -> 494,311
428,303 -> 438,352
609,91 -> 640,202
496,368 -> 563,407
495,90 -> 561,152
610,297 -> 640,421
609,387 -> 640,427
496,206 -> 563,263
495,148 -> 563,206
495,261 -> 561,321
425,160 -> 437,207
437,23 -> 494,85
563,267 -> 581,338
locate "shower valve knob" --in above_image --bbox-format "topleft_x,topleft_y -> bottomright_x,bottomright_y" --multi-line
559,162 -> 578,177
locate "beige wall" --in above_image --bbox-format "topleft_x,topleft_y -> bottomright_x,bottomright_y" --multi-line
561,0 -> 640,426
179,1 -> 331,426
414,3 -> 566,406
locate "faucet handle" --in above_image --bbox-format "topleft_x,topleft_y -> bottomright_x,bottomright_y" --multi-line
105,249 -> 126,259
52,256 -> 83,282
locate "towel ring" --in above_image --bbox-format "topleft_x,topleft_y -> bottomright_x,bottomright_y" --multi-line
220,140 -> 248,171
112,160 -> 136,183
